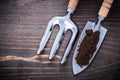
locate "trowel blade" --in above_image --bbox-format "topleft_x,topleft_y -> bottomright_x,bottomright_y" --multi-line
72,21 -> 107,75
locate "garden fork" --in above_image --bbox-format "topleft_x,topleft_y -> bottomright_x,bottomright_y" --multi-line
37,0 -> 79,64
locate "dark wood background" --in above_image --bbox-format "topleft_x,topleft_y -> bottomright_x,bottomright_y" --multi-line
0,0 -> 120,80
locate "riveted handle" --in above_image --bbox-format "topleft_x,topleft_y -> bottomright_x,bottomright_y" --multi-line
98,0 -> 114,18
68,0 -> 79,11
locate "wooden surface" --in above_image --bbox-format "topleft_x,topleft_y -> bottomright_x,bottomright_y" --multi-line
0,0 -> 120,80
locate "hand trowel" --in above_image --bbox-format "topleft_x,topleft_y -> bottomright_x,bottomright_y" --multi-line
72,0 -> 114,75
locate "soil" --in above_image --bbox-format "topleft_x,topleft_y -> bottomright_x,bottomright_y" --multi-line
76,29 -> 100,66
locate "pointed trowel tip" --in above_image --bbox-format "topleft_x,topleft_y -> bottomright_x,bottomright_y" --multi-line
72,62 -> 87,75
72,66 -> 80,75
72,57 -> 86,75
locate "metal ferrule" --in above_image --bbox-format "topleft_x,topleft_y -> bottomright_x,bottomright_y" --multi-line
94,16 -> 104,32
66,8 -> 74,18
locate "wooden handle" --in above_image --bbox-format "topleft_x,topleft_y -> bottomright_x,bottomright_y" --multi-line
68,0 -> 79,11
98,0 -> 114,18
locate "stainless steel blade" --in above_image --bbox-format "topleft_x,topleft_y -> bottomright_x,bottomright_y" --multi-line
72,21 -> 107,75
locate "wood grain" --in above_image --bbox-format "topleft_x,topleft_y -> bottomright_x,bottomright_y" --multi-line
0,0 -> 120,80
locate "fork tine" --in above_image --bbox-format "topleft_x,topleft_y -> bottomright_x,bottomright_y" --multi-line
37,21 -> 54,54
49,27 -> 65,59
61,28 -> 78,64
